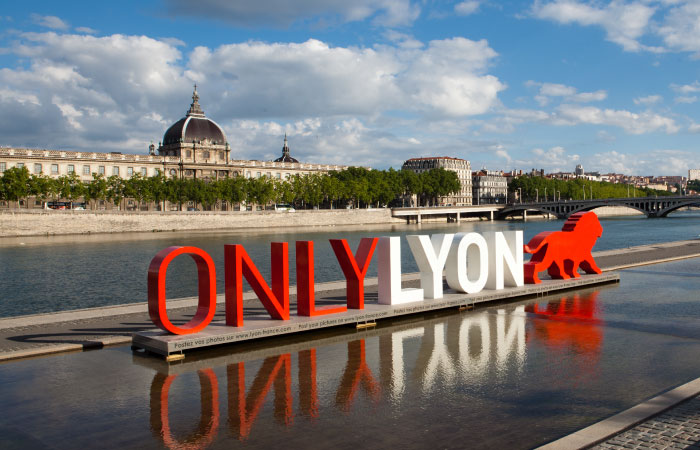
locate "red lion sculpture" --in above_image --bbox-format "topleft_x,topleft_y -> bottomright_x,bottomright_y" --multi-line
523,211 -> 603,284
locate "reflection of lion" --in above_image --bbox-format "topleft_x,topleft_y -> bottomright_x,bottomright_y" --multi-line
523,211 -> 603,284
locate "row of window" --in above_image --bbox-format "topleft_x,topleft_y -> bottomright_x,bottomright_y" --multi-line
1,162 -> 306,180
0,162 -> 151,177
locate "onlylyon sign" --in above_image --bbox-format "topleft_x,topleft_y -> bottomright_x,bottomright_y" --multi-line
147,212 -> 603,336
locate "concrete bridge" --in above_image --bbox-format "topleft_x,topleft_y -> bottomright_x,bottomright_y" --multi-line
499,195 -> 700,219
391,205 -> 503,223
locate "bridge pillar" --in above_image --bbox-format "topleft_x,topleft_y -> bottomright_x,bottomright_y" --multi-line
490,211 -> 493,221
417,213 -> 421,224
456,213 -> 461,223
523,210 -> 527,221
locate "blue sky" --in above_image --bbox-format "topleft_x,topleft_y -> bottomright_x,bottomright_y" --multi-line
1,1 -> 699,175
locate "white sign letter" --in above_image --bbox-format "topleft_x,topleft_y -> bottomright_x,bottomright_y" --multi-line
446,232 -> 488,293
378,236 -> 424,305
485,231 -> 524,290
406,233 -> 454,299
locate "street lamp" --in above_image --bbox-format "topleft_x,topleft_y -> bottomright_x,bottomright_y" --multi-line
518,187 -> 522,204
556,190 -> 560,201
545,187 -> 547,202
535,188 -> 539,202
582,186 -> 585,200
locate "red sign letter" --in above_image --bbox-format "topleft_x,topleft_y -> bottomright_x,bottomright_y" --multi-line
329,238 -> 378,309
297,241 -> 347,317
225,243 -> 290,327
148,246 -> 217,335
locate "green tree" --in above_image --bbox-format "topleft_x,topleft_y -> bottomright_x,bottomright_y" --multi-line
85,174 -> 108,210
106,175 -> 125,210
1,166 -> 30,208
247,176 -> 276,209
148,174 -> 168,211
219,176 -> 247,210
28,174 -> 56,208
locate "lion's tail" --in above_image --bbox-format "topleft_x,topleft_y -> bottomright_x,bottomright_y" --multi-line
523,232 -> 553,254
523,242 -> 544,254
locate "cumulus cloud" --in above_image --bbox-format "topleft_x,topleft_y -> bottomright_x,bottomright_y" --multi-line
189,37 -> 503,119
455,1 -> 481,15
30,14 -> 69,30
592,149 -> 700,175
674,96 -> 697,104
75,27 -> 97,35
634,94 -> 662,105
531,0 -> 657,52
527,80 -> 606,106
671,81 -> 700,94
532,1 -> 700,56
530,145 -> 580,172
656,1 -> 700,55
0,31 -> 503,165
553,104 -> 679,134
164,0 -> 421,28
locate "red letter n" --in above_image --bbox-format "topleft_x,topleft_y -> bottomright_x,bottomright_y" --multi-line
224,243 -> 290,327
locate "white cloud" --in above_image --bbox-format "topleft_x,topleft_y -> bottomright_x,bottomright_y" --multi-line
634,94 -> 662,105
689,123 -> 700,133
674,95 -> 697,104
554,104 -> 679,134
75,27 -> 97,35
671,81 -> 700,93
0,31 -> 503,162
190,37 -> 503,119
531,0 -> 657,52
656,1 -> 700,54
529,146 -> 580,172
592,149 -> 700,175
164,0 -> 421,28
455,1 -> 481,16
527,80 -> 606,105
30,14 -> 69,30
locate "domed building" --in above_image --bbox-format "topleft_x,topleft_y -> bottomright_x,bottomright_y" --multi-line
0,86 -> 350,211
154,85 -> 231,166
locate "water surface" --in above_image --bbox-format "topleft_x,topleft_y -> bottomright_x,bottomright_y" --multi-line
1,258 -> 700,449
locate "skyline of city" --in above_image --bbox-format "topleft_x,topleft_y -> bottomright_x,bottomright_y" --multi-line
1,1 -> 699,176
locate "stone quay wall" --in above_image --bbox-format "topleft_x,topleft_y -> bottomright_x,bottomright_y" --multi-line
0,209 -> 403,237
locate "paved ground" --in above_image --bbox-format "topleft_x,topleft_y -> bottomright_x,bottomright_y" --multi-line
593,396 -> 700,449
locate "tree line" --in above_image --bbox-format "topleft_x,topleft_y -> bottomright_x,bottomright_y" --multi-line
509,175 -> 674,201
0,166 -> 460,210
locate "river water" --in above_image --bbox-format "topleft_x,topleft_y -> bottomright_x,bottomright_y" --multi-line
0,211 -> 699,317
2,258 -> 700,449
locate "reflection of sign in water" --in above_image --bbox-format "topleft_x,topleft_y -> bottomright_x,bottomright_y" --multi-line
148,307 -> 527,448
524,211 -> 603,284
150,369 -> 220,450
526,291 -> 602,361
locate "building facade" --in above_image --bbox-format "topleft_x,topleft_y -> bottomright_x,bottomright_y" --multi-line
0,87 -> 348,210
690,169 -> 700,181
472,170 -> 508,205
401,156 -> 472,206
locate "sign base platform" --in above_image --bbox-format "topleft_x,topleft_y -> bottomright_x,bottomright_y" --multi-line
132,272 -> 619,358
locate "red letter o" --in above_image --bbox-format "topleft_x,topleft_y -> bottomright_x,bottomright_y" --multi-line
148,246 -> 217,335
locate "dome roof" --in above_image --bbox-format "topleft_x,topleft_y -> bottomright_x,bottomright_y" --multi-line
162,85 -> 227,146
274,134 -> 299,163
